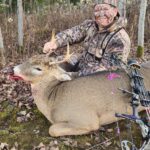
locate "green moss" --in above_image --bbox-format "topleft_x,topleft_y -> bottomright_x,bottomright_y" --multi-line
0,102 -> 50,149
8,125 -> 25,133
75,135 -> 92,144
0,111 -> 9,118
0,100 -> 146,149
0,130 -> 9,135
59,144 -> 75,150
137,46 -> 144,58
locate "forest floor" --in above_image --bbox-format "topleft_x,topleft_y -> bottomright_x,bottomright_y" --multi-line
0,47 -> 150,150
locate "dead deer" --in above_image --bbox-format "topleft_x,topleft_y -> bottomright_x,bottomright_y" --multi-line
13,55 -> 150,137
13,49 -> 150,137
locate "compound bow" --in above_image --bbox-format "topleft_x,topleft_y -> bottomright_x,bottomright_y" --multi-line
108,54 -> 150,150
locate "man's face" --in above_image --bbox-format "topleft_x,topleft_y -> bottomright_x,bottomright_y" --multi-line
94,4 -> 118,27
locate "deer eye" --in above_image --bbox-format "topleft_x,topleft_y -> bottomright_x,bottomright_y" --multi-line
34,67 -> 42,71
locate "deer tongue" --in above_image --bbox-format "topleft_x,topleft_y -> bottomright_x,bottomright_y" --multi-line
8,75 -> 23,80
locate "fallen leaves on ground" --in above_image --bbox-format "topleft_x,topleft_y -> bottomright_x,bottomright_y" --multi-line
0,65 -> 35,123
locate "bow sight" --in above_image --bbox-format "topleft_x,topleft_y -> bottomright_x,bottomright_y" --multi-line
108,54 -> 150,150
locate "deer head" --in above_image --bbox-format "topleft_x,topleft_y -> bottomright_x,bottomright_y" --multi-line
14,28 -> 77,84
14,52 -> 74,84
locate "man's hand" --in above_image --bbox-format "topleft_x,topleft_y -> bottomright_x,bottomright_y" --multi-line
43,40 -> 58,54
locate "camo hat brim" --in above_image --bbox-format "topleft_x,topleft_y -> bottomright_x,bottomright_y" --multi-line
95,0 -> 120,17
99,0 -> 118,7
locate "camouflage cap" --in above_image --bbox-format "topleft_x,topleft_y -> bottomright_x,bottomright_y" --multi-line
99,0 -> 118,7
95,0 -> 120,17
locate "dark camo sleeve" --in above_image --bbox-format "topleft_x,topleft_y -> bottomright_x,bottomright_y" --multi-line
105,30 -> 131,63
55,20 -> 94,48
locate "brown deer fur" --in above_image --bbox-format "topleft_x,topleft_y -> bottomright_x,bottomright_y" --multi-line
13,55 -> 150,137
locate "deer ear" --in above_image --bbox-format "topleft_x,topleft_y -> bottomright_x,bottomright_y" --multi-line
55,73 -> 72,81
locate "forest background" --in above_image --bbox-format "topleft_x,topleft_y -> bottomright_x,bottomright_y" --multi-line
0,0 -> 150,66
0,0 -> 150,150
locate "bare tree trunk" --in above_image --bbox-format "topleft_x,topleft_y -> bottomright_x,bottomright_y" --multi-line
137,0 -> 147,58
30,0 -> 33,10
0,27 -> 6,66
2,0 -> 6,4
9,0 -> 12,13
9,0 -> 12,6
17,0 -> 24,48
118,0 -> 126,18
9,0 -> 12,9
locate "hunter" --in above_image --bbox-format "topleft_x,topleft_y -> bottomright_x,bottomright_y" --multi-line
43,0 -> 131,76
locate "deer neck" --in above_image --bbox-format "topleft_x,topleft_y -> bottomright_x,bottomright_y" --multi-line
31,77 -> 60,122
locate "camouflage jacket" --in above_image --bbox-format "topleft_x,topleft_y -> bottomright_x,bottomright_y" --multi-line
55,18 -> 131,76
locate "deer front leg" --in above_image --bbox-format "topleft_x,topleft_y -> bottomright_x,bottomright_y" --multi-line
49,122 -> 99,137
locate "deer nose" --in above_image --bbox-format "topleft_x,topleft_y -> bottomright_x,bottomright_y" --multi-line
1,66 -> 14,75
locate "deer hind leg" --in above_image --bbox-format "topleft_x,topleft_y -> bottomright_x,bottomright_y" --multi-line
49,122 -> 99,137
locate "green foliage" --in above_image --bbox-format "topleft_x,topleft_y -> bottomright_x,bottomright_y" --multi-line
71,0 -> 80,4
0,0 -> 81,14
0,2 -> 9,13
137,45 -> 144,58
